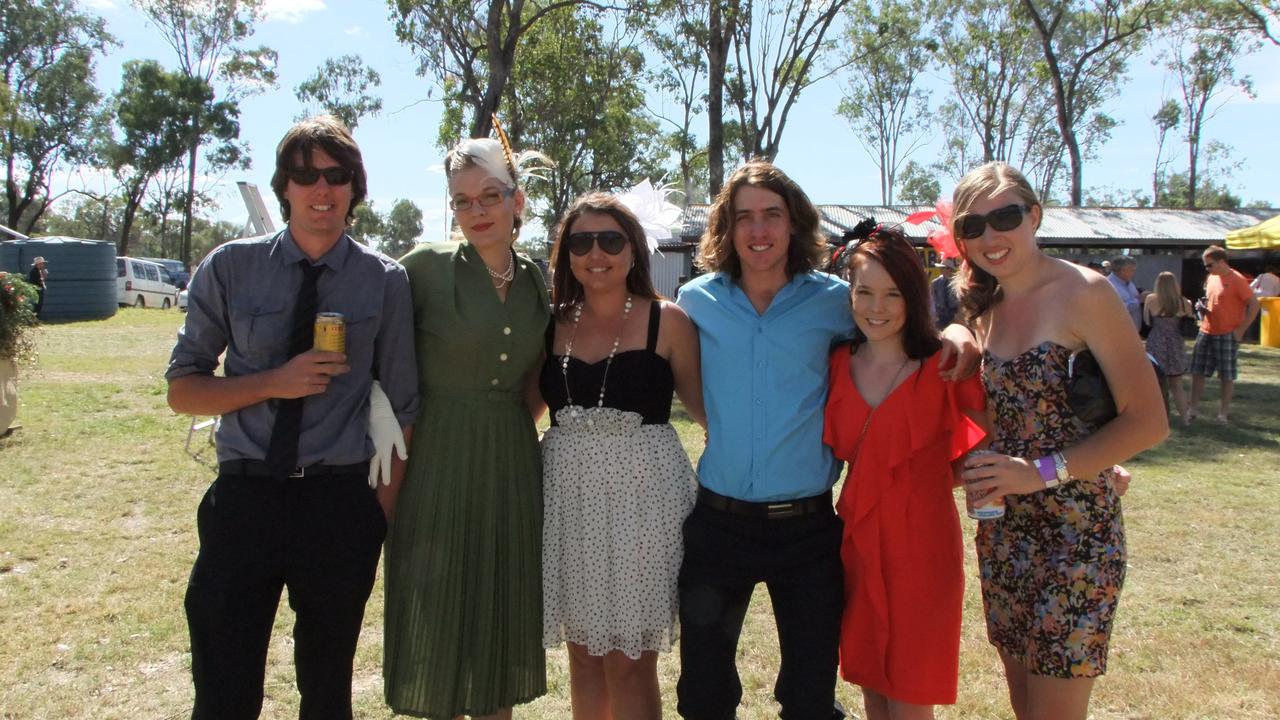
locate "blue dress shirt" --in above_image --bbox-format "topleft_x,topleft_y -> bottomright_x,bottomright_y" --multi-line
677,271 -> 855,501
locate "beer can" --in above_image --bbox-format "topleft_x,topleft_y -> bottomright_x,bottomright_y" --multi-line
965,448 -> 1005,521
314,312 -> 346,354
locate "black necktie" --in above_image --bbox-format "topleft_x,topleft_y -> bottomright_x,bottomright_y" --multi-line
265,261 -> 324,475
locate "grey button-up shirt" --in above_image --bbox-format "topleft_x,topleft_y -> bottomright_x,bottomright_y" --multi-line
166,229 -> 419,466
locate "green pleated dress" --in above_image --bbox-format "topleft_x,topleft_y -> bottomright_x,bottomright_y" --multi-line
384,242 -> 550,718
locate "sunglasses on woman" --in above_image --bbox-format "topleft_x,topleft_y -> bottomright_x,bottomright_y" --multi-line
566,231 -> 629,256
286,166 -> 354,186
957,203 -> 1031,239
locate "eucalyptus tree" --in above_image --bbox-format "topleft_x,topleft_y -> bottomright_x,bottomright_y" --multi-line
0,0 -> 114,233
133,0 -> 278,264
644,1 -> 710,204
837,0 -> 935,205
1149,99 -> 1180,206
1231,0 -> 1279,46
1021,0 -> 1164,205
294,55 -> 383,131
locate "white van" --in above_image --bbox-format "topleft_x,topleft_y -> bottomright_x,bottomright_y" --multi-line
117,257 -> 179,308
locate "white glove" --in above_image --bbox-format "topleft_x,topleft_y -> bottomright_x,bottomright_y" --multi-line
368,380 -> 407,489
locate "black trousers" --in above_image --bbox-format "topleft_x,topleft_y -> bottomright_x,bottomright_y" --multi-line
676,500 -> 844,720
185,471 -> 387,720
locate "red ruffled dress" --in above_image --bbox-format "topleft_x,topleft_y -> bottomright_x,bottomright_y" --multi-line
823,346 -> 986,705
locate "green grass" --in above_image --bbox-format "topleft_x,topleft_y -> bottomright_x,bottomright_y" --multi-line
1,308 -> 1278,718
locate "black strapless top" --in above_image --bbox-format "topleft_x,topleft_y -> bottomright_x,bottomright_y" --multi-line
539,301 -> 675,425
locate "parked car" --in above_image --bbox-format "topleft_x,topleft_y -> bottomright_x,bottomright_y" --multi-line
140,257 -> 190,289
117,257 -> 179,308
177,288 -> 188,312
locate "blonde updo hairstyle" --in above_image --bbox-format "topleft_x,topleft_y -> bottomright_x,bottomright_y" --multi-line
443,137 -> 552,242
950,162 -> 1042,324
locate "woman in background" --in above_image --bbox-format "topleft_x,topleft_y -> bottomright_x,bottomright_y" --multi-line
1143,271 -> 1194,422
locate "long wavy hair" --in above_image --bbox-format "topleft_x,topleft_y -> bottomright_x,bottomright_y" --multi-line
695,159 -> 826,277
549,192 -> 660,321
843,224 -> 942,360
1152,271 -> 1187,317
950,162 -> 1042,325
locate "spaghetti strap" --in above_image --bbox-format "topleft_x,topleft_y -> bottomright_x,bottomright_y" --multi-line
646,301 -> 662,352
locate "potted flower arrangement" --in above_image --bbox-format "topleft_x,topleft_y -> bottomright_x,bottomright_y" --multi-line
0,271 -> 40,433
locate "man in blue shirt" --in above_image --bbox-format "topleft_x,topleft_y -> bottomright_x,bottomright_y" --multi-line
1106,255 -> 1142,330
167,116 -> 418,719
676,160 -> 975,719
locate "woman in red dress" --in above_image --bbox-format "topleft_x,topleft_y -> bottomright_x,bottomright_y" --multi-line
823,222 -> 987,720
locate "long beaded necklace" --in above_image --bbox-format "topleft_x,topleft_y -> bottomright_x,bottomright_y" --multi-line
561,295 -> 633,419
486,248 -> 515,288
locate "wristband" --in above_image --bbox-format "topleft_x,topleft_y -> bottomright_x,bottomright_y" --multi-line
1034,456 -> 1059,489
1052,450 -> 1072,485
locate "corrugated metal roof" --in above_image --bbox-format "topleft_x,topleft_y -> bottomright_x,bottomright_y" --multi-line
675,204 -> 1279,248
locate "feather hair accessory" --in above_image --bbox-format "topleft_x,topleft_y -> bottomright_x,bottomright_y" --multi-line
905,199 -> 960,260
490,114 -> 520,185
613,179 -> 683,254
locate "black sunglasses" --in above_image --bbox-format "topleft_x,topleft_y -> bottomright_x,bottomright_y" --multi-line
286,166 -> 354,186
957,203 -> 1030,239
566,231 -> 628,256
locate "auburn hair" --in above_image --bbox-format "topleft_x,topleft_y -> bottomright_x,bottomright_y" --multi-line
549,192 -> 660,320
843,225 -> 941,360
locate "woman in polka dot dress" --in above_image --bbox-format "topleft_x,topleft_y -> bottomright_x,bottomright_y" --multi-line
539,192 -> 706,719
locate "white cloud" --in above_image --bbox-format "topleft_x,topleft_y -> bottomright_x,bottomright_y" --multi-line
261,0 -> 326,24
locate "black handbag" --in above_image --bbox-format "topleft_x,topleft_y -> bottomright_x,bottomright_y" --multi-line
1179,314 -> 1199,339
1066,349 -> 1167,430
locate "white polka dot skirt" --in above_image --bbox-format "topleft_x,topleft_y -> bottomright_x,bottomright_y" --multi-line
540,409 -> 697,659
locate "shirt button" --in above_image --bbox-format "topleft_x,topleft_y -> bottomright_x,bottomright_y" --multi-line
754,398 -> 763,406
499,353 -> 508,362
503,326 -> 512,335
491,378 -> 500,386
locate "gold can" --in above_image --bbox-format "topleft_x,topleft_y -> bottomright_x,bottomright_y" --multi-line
314,312 -> 346,353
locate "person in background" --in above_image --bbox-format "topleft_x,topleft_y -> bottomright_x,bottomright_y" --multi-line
1187,245 -> 1260,424
930,257 -> 960,329
26,257 -> 47,318
1142,272 -> 1194,423
540,191 -> 705,720
1105,255 -> 1142,331
381,130 -> 552,720
824,223 -> 987,720
951,161 -> 1167,720
1250,263 -> 1279,297
166,115 -> 418,719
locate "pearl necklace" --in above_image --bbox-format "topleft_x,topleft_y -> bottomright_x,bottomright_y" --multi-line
561,295 -> 633,417
486,249 -> 515,287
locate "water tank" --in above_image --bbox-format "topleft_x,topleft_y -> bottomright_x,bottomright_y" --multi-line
0,237 -> 118,321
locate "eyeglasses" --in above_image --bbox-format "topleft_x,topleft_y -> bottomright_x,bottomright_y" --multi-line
286,166 -> 354,186
449,187 -> 515,212
957,203 -> 1031,239
566,231 -> 628,256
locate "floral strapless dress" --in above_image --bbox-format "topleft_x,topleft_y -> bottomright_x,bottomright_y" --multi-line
978,341 -> 1125,678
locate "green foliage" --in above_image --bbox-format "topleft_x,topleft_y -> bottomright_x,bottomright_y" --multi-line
897,160 -> 943,205
0,0 -> 115,232
381,199 -> 424,258
348,202 -> 385,247
1158,170 -> 1242,208
294,55 -> 383,130
0,271 -> 40,362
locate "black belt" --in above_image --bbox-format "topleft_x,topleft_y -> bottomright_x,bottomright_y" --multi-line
218,459 -> 366,479
697,487 -> 832,520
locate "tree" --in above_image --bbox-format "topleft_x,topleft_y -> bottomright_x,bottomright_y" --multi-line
381,199 -> 424,257
644,2 -> 709,204
106,60 -> 210,255
348,202 -> 384,247
391,0 -> 630,144
295,55 -> 382,130
1156,140 -> 1243,207
134,0 -> 278,265
705,0 -> 740,196
499,7 -> 664,229
1231,0 -> 1279,46
896,160 -> 942,205
1149,98 -> 1180,207
1022,0 -> 1163,205
1163,2 -> 1258,209
725,0 -> 855,161
837,0 -> 935,205
1,0 -> 114,232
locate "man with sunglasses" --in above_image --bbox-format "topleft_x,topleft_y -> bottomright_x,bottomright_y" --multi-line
166,115 -> 418,719
674,160 -> 978,720
1187,245 -> 1258,424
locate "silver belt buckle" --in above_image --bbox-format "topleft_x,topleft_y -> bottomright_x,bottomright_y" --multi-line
766,502 -> 799,519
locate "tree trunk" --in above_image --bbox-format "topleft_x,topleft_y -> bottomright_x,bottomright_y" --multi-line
182,138 -> 198,265
707,0 -> 727,198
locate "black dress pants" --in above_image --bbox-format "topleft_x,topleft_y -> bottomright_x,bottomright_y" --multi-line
185,471 -> 386,720
676,501 -> 844,720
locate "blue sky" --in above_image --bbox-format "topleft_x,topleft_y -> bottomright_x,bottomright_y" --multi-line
77,0 -> 1280,242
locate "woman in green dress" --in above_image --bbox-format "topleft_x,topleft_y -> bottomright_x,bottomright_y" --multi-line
382,134 -> 552,719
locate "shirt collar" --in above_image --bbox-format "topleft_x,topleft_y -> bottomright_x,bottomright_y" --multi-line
269,227 -> 352,271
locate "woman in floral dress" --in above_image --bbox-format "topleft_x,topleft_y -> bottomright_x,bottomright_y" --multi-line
951,162 -> 1168,719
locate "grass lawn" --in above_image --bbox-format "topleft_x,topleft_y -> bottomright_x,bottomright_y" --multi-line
1,308 -> 1278,718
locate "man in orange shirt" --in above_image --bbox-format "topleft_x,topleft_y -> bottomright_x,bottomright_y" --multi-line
1188,245 -> 1260,424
